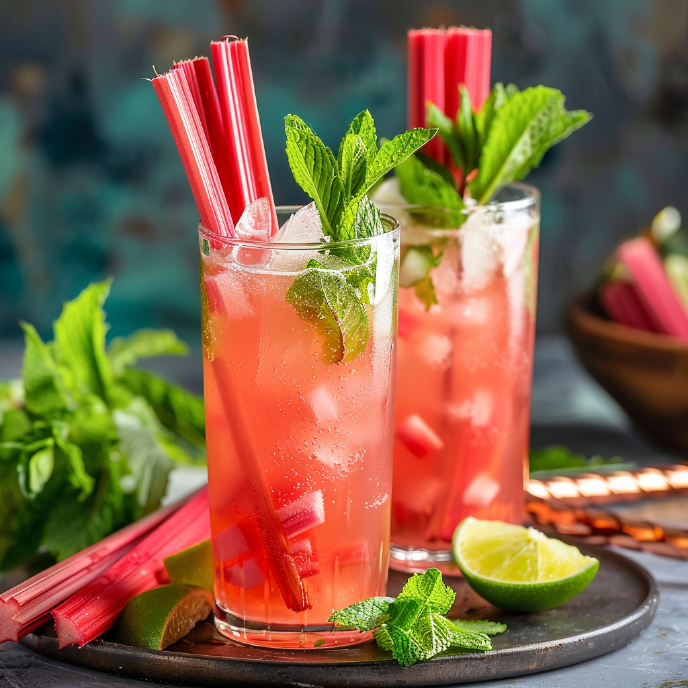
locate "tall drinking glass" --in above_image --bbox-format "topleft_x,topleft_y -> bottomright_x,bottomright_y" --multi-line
375,183 -> 540,573
199,208 -> 400,648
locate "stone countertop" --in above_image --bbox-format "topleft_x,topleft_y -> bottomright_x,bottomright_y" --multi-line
1,336 -> 686,687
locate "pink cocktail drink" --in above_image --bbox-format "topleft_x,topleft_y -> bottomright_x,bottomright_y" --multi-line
199,208 -> 400,648
375,183 -> 540,572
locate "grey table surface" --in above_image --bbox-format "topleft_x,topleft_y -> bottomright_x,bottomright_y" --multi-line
1,336 -> 687,688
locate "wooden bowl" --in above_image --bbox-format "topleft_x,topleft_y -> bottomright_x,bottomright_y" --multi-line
565,292 -> 688,454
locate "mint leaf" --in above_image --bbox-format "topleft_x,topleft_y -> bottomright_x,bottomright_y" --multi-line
450,627 -> 494,652
362,128 -> 437,195
469,86 -> 591,203
113,398 -> 175,514
120,368 -> 206,454
426,102 -> 464,171
286,262 -> 369,364
337,134 -> 368,203
285,114 -> 343,237
475,82 -> 510,147
396,154 -> 465,226
339,194 -> 384,241
328,596 -> 395,631
53,281 -> 114,402
344,110 -> 377,163
456,85 -> 480,174
52,420 -> 95,498
108,329 -> 188,377
396,568 -> 456,615
21,324 -> 68,417
18,443 -> 54,498
453,619 -> 507,636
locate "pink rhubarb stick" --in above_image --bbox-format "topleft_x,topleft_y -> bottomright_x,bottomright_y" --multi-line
617,237 -> 688,341
0,494 -> 195,644
52,489 -> 210,648
408,29 -> 447,163
444,27 -> 492,114
599,279 -> 659,333
396,414 -> 444,458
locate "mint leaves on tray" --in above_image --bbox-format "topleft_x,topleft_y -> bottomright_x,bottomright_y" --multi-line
284,111 -> 435,363
329,568 -> 505,666
0,281 -> 205,571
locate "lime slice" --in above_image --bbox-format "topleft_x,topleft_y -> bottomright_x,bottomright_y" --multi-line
163,539 -> 214,593
453,518 -> 599,613
114,585 -> 214,650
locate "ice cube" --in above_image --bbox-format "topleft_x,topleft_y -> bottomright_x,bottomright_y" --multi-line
204,269 -> 253,321
269,202 -> 325,272
396,414 -> 444,458
272,202 -> 325,244
471,389 -> 493,426
235,197 -> 272,242
416,333 -> 452,370
460,209 -> 501,291
308,385 -> 339,425
463,473 -> 500,507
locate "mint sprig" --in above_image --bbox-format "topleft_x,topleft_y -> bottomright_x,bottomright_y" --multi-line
329,568 -> 501,666
284,111 -> 435,364
0,282 -> 206,570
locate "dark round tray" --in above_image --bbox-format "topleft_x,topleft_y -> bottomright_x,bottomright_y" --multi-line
21,543 -> 658,687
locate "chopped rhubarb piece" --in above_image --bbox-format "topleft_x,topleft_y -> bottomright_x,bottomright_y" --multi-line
397,308 -> 421,340
276,490 -> 326,540
0,492 -> 196,644
334,540 -> 370,567
617,237 -> 688,341
396,414 -> 444,458
52,489 -> 210,648
599,280 -> 659,332
408,29 -> 447,163
288,537 -> 321,579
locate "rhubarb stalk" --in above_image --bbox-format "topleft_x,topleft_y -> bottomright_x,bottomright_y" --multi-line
211,37 -> 277,232
152,68 -> 235,237
444,27 -> 492,115
0,492 -> 197,644
408,28 -> 447,163
52,488 -> 210,648
599,280 -> 659,333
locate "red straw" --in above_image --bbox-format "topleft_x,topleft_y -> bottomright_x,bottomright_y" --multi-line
211,37 -> 277,232
445,27 -> 492,114
407,29 -> 447,163
152,68 -> 235,237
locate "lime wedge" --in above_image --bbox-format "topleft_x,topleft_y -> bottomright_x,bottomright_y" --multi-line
452,518 -> 599,613
163,539 -> 214,593
114,585 -> 214,650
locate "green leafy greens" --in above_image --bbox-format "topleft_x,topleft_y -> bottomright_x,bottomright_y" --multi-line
329,568 -> 504,666
0,281 -> 205,570
529,445 -> 628,477
284,111 -> 435,363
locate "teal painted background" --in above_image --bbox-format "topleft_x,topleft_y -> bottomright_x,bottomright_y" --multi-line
0,0 -> 686,343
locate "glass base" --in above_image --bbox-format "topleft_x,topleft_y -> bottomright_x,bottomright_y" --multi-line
389,543 -> 463,576
214,605 -> 372,649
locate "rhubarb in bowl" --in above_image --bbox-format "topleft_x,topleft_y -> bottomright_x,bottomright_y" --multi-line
566,291 -> 688,453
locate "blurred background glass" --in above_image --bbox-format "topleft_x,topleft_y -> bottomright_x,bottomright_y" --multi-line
0,0 -> 686,347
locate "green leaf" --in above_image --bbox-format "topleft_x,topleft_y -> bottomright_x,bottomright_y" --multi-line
339,194 -> 385,240
21,323 -> 68,417
53,281 -> 114,402
113,398 -> 175,514
396,568 -> 456,616
18,442 -> 54,498
452,619 -> 507,636
469,86 -> 592,204
450,627 -> 494,651
284,114 -> 343,237
328,596 -> 395,631
337,134 -> 368,203
426,102 -> 464,171
52,420 -> 95,498
120,368 -> 205,454
345,110 -> 378,163
108,329 -> 188,377
0,409 -> 31,443
475,82 -> 508,147
362,128 -> 437,195
286,262 -> 369,364
456,85 -> 480,174
396,154 -> 465,225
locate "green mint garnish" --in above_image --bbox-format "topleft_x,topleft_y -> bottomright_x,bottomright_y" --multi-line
0,281 -> 206,571
398,245 -> 444,311
329,568 -> 500,666
284,111 -> 435,363
452,619 -> 507,636
468,85 -> 591,204
529,445 -> 625,476
286,260 -> 370,364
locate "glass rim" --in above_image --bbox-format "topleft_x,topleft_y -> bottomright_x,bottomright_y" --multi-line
198,205 -> 400,251
379,181 -> 540,214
